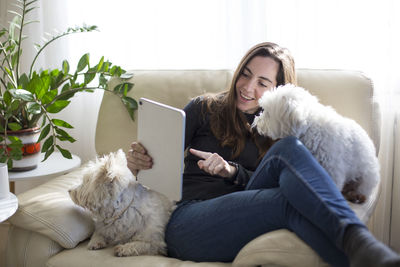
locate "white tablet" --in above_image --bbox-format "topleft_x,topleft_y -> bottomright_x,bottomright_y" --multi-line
137,98 -> 186,201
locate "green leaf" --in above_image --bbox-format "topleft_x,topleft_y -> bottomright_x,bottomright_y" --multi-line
50,69 -> 59,77
26,70 -> 51,99
61,82 -> 71,92
51,119 -> 73,128
121,96 -> 138,120
7,159 -> 13,169
103,61 -> 110,72
40,115 -> 47,128
99,74 -> 108,88
46,100 -> 70,113
35,71 -> 51,99
3,91 -> 12,105
11,52 -> 19,68
9,89 -> 35,101
41,89 -> 58,104
110,65 -> 123,76
7,135 -> 22,144
37,124 -> 50,142
8,122 -> 22,131
10,100 -> 21,111
96,56 -> 104,72
41,136 -> 54,152
77,53 -> 90,72
56,145 -> 72,159
113,82 -> 134,94
84,72 -> 96,84
62,60 -> 70,75
27,102 -> 41,114
4,67 -> 13,78
55,128 -> 76,143
42,146 -> 54,161
18,73 -> 29,88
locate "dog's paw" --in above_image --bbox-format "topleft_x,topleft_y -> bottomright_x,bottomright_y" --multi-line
114,243 -> 139,257
88,234 -> 107,250
114,241 -> 165,257
342,180 -> 366,204
343,190 -> 366,204
88,240 -> 106,250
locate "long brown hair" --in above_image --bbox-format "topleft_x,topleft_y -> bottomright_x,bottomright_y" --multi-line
204,42 -> 297,158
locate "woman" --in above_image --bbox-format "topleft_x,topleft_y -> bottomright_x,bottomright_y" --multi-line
127,42 -> 400,267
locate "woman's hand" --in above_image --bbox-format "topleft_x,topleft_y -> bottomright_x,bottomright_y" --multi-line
189,148 -> 237,178
127,142 -> 153,176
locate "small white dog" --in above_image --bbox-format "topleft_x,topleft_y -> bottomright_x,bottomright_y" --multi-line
253,84 -> 380,203
69,149 -> 175,256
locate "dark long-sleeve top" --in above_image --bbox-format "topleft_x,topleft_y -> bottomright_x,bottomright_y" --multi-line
182,98 -> 261,201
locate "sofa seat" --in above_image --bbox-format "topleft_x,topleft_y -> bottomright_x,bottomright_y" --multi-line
47,231 -> 330,267
47,241 -> 229,267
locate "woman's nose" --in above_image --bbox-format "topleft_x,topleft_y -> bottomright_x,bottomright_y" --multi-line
244,79 -> 256,92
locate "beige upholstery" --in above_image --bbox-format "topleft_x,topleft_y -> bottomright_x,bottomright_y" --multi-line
6,69 -> 380,267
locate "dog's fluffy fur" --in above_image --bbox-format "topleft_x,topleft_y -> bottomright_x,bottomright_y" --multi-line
69,149 -> 175,257
253,84 -> 380,203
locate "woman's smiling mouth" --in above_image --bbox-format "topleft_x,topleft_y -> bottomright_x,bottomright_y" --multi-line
240,91 -> 255,101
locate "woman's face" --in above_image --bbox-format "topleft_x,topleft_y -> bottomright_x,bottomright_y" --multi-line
235,56 -> 279,114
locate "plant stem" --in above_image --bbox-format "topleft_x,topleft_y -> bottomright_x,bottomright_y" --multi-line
28,31 -> 71,78
0,43 -> 18,88
15,0 -> 28,83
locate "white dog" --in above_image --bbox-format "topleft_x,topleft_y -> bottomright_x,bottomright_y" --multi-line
252,84 -> 380,203
69,149 -> 175,256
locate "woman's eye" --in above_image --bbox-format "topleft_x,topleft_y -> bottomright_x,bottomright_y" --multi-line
259,81 -> 267,87
241,72 -> 249,78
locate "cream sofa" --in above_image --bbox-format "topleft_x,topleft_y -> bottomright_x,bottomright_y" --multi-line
6,69 -> 381,267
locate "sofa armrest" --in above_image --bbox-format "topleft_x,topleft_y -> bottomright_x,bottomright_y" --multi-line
8,168 -> 94,249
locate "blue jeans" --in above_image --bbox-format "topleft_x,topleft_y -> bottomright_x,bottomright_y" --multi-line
165,137 -> 364,266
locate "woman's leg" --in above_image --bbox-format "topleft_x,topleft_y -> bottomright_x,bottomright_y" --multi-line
246,136 -> 400,267
166,136 -> 399,266
165,188 -> 349,266
246,136 -> 364,247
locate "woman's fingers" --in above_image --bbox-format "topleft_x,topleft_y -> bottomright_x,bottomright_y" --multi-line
190,148 -> 232,177
189,148 -> 212,159
127,142 -> 153,175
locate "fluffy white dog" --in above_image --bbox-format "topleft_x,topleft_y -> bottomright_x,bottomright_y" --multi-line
252,84 -> 379,203
69,149 -> 175,256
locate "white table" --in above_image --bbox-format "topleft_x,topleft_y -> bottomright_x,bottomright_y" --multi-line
8,152 -> 81,193
0,193 -> 18,222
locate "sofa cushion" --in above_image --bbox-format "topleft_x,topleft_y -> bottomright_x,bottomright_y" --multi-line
232,229 -> 329,267
47,241 -> 229,267
6,225 -> 64,267
8,168 -> 94,249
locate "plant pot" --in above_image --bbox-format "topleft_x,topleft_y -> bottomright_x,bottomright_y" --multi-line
5,127 -> 41,171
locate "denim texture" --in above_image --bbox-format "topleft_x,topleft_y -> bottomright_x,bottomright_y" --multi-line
165,136 -> 364,266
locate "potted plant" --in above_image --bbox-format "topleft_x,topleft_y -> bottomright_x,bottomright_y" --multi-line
0,0 -> 137,170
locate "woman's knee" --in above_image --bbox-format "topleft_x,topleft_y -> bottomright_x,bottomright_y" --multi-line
267,136 -> 303,156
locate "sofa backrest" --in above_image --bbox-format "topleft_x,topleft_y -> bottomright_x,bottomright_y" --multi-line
95,69 -> 380,156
